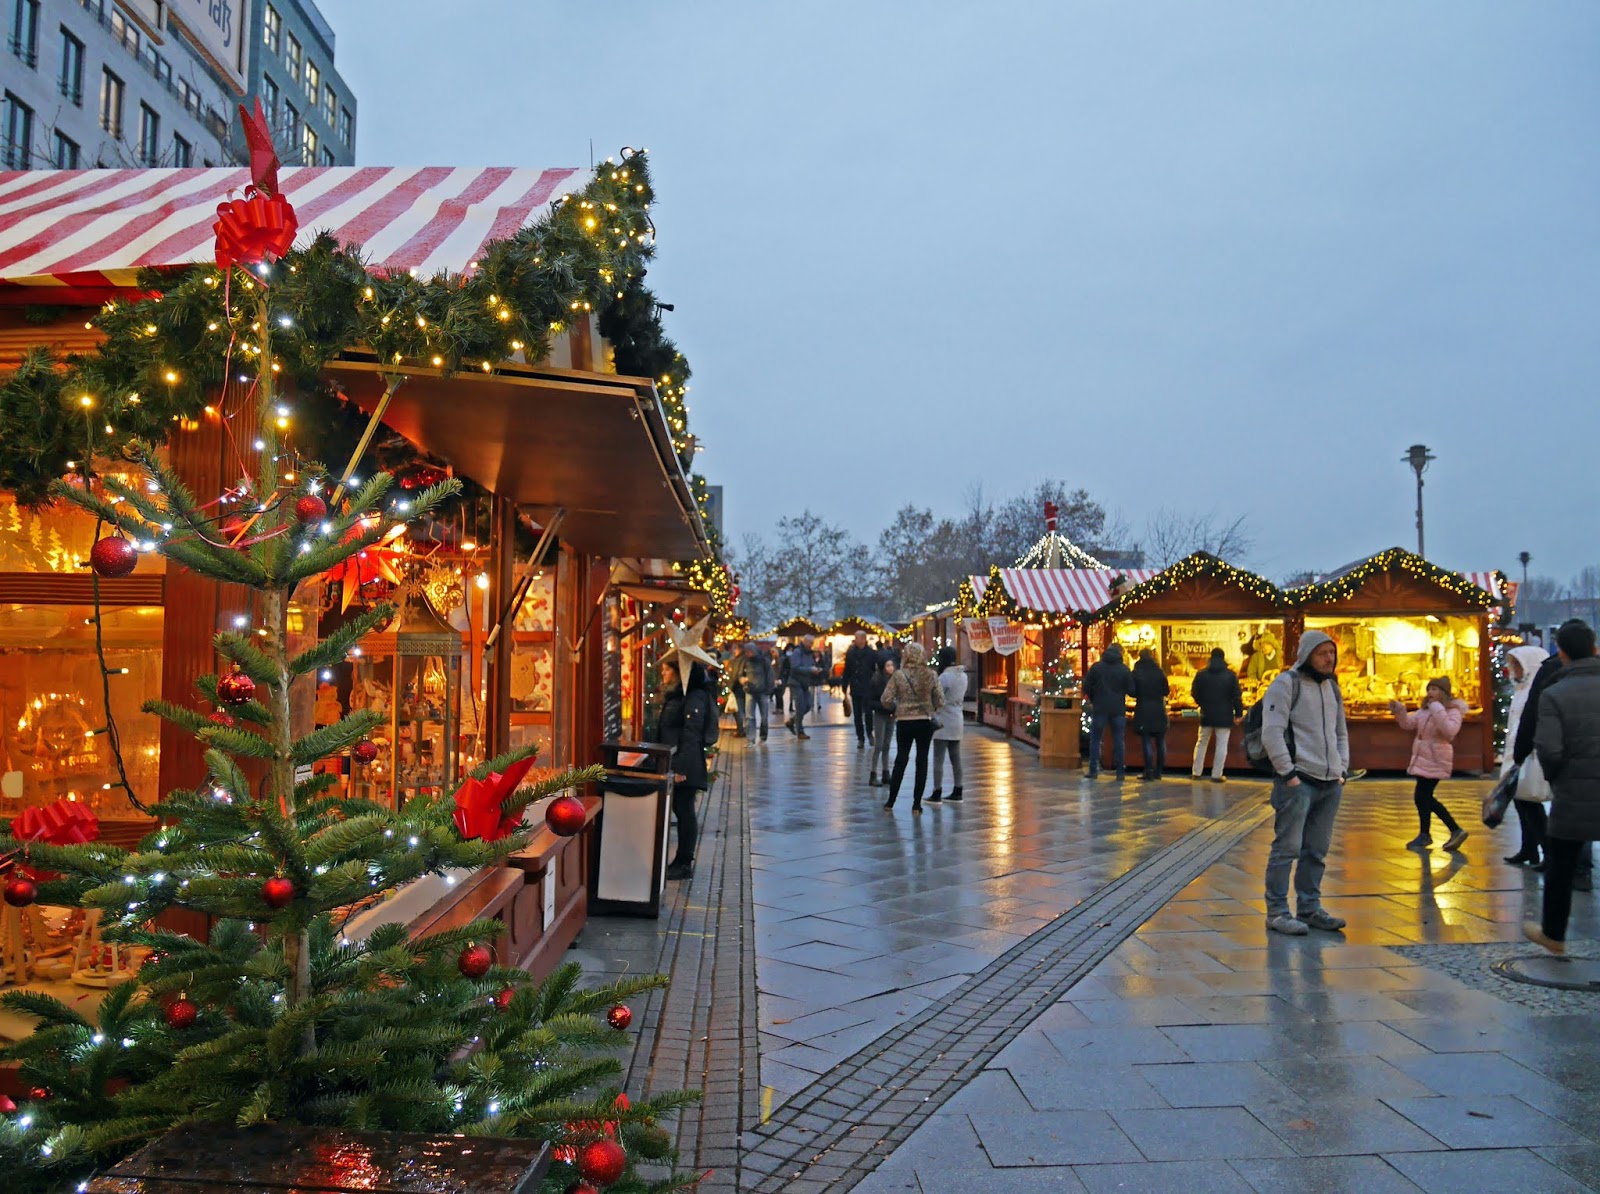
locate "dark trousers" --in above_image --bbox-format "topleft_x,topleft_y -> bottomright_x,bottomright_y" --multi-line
1542,835 -> 1592,941
888,718 -> 935,805
1140,731 -> 1167,778
1513,798 -> 1547,859
1088,711 -> 1126,777
1413,777 -> 1459,836
850,684 -> 872,743
671,784 -> 701,866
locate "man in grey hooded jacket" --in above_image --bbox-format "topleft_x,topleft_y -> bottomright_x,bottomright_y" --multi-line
1261,630 -> 1351,936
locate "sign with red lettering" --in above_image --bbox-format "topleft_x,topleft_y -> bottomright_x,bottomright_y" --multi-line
989,618 -> 1024,657
963,619 -> 993,653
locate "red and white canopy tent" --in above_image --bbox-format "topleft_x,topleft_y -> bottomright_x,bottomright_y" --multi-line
970,568 -> 1159,622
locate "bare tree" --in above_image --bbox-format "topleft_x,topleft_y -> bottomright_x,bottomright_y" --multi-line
991,482 -> 1110,564
768,510 -> 856,620
728,533 -> 784,630
1138,508 -> 1255,570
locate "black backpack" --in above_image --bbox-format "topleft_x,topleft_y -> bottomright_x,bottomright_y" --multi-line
1242,672 -> 1300,772
697,690 -> 721,749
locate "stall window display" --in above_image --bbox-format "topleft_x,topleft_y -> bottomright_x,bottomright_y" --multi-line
1305,615 -> 1482,718
1015,630 -> 1045,701
0,491 -> 167,574
508,571 -> 555,762
0,603 -> 162,821
1112,619 -> 1284,711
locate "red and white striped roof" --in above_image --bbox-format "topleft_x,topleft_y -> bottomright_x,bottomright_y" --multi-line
0,165 -> 590,289
1461,571 -> 1504,601
971,568 -> 1157,616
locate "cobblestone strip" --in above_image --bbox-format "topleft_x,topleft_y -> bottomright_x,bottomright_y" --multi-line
739,795 -> 1274,1193
631,747 -> 755,1193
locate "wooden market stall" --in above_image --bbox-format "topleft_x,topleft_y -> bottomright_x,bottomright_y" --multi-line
0,164 -> 712,1001
1283,549 -> 1505,774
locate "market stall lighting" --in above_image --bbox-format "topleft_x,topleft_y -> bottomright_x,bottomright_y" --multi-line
1284,547 -> 1500,610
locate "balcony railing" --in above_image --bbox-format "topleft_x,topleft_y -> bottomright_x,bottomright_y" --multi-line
74,0 -> 228,143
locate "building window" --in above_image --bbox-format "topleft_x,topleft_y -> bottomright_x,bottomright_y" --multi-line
263,2 -> 280,54
302,125 -> 317,165
138,103 -> 158,165
172,133 -> 191,167
58,28 -> 83,104
99,68 -> 123,137
338,107 -> 352,147
318,145 -> 334,167
262,75 -> 279,120
53,130 -> 78,168
284,101 -> 298,143
305,60 -> 319,102
109,8 -> 139,55
10,0 -> 38,68
3,92 -> 33,167
285,33 -> 300,82
179,79 -> 199,115
324,83 -> 336,121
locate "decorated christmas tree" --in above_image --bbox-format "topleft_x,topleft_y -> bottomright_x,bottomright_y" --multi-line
0,110 -> 696,1193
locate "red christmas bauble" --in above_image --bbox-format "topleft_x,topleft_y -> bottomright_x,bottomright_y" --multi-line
217,669 -> 257,706
353,740 -> 379,764
3,877 -> 38,907
293,494 -> 328,523
494,986 -> 516,1011
0,1094 -> 15,1114
207,710 -> 237,728
165,998 -> 198,1029
670,610 -> 685,625
89,534 -> 138,578
576,1138 -> 627,1187
261,876 -> 295,909
458,943 -> 493,979
606,1004 -> 632,1031
544,795 -> 587,838
28,1087 -> 50,1101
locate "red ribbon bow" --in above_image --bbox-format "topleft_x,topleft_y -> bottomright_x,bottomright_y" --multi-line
451,756 -> 536,842
553,1094 -> 631,1163
12,799 -> 99,847
213,186 -> 298,269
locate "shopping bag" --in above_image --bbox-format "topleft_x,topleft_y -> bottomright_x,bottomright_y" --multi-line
1482,768 -> 1518,828
843,693 -> 852,718
1517,753 -> 1552,804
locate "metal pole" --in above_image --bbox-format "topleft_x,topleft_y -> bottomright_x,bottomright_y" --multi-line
1415,472 -> 1425,558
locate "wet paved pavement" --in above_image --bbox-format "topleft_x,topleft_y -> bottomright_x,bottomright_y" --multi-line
573,696 -> 1600,1191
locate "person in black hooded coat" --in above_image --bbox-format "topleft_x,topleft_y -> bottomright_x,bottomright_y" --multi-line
658,658 -> 712,880
1131,649 -> 1170,780
1190,648 -> 1244,781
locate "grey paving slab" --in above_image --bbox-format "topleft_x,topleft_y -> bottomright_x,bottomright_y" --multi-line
1537,1144 -> 1600,1190
1109,1106 -> 1295,1161
1074,1159 -> 1255,1193
1006,1063 -> 1170,1111
1384,1147 -> 1594,1193
1251,1095 -> 1446,1156
1229,1154 -> 1424,1192
1258,1055 -> 1437,1102
1382,1094 -> 1590,1150
972,1109 -> 1145,1166
1136,1060 -> 1300,1108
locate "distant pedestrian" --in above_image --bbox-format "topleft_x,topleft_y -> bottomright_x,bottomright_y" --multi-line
658,658 -> 712,881
741,640 -> 774,742
881,642 -> 943,813
1392,679 -> 1470,852
1513,629 -> 1591,888
1261,630 -> 1350,936
844,630 -> 879,749
930,645 -> 967,803
868,659 -> 896,786
1190,648 -> 1244,781
785,635 -> 823,739
1084,643 -> 1135,781
1502,643 -> 1551,866
727,644 -> 750,739
1132,649 -> 1170,781
1526,620 -> 1600,955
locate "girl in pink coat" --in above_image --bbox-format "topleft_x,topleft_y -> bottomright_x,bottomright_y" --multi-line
1392,677 -> 1470,852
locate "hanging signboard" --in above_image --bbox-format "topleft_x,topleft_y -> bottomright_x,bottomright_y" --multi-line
168,0 -> 252,95
963,619 -> 993,653
989,618 -> 1024,657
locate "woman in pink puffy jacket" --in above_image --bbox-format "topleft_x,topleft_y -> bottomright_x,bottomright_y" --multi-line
1391,678 -> 1470,853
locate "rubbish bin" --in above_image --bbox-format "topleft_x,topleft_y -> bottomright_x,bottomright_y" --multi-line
590,743 -> 674,918
1038,693 -> 1082,769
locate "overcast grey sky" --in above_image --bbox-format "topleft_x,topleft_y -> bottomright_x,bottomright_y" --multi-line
318,0 -> 1599,582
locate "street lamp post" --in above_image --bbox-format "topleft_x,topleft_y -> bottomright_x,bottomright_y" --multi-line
1518,551 -> 1532,629
1403,444 -> 1435,558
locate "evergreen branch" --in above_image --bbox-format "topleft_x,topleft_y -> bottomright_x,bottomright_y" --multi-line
288,603 -> 393,677
212,631 -> 281,684
289,711 -> 385,767
197,723 -> 278,760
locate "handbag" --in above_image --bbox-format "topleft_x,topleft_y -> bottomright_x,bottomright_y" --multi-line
1516,753 -> 1552,804
1482,768 -> 1518,827
843,693 -> 852,717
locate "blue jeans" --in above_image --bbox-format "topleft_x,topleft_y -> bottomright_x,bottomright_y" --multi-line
1088,711 -> 1126,776
746,691 -> 769,737
1264,775 -> 1343,919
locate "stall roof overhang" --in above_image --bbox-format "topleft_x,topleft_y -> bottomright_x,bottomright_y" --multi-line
327,354 -> 710,561
0,165 -> 591,299
969,568 -> 1157,619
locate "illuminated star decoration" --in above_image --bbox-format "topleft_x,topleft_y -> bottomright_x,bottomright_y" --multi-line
665,616 -> 716,690
325,521 -> 409,612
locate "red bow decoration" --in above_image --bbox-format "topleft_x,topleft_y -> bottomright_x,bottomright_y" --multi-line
213,187 -> 298,269
451,756 -> 536,842
12,799 -> 100,847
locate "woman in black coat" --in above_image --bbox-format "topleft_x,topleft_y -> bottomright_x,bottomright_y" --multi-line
1131,649 -> 1170,781
659,658 -> 712,880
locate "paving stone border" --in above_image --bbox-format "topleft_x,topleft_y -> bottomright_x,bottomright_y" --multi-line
739,794 -> 1275,1193
1389,939 -> 1600,1016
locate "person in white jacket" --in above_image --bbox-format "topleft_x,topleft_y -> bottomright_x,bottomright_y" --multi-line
929,646 -> 968,803
1503,643 -> 1552,867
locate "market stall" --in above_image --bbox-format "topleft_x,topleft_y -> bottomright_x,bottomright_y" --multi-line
1284,549 -> 1506,773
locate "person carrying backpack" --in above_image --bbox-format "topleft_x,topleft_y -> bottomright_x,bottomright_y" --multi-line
659,657 -> 713,881
1261,630 -> 1350,937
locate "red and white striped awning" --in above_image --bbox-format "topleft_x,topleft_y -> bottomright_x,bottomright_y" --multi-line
0,165 -> 590,293
1461,571 -> 1505,601
970,568 -> 1157,616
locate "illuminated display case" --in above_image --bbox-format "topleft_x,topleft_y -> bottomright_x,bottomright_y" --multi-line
1113,618 -> 1286,710
1305,614 -> 1482,718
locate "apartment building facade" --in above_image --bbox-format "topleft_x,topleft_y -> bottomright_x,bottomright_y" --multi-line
245,0 -> 354,167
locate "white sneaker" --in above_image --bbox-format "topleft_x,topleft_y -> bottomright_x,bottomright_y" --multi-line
1266,915 -> 1309,936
